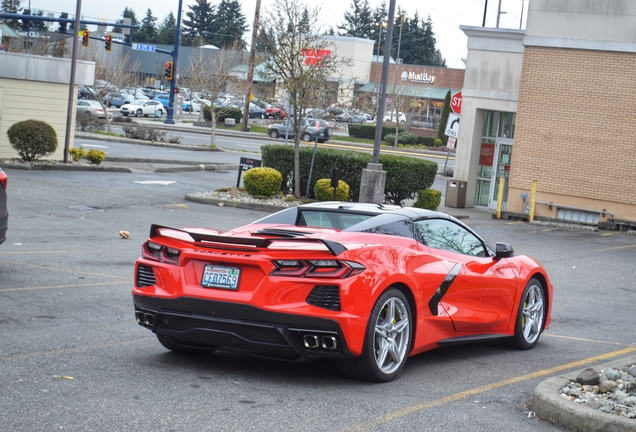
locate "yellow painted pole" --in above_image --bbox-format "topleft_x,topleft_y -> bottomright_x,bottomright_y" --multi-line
529,180 -> 537,222
496,177 -> 505,219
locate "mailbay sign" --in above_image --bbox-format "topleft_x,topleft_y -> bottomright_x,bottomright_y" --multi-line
400,70 -> 435,84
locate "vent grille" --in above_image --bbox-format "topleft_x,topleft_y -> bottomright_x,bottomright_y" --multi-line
136,264 -> 156,287
306,285 -> 340,311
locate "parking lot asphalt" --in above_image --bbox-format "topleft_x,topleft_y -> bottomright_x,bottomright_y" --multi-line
3,124 -> 635,431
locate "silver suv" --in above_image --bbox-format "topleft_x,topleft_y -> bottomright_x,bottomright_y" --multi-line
267,118 -> 334,143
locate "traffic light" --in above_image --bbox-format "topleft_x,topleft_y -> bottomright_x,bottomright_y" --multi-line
104,34 -> 113,51
81,30 -> 90,47
173,87 -> 179,93
59,12 -> 68,33
164,62 -> 174,80
22,9 -> 31,31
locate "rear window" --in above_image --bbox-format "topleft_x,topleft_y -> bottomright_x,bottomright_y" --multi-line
300,210 -> 375,230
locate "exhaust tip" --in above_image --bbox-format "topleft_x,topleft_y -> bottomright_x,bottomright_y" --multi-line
321,336 -> 338,350
303,335 -> 320,349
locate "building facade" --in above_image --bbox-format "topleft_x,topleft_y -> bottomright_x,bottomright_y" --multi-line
456,0 -> 636,225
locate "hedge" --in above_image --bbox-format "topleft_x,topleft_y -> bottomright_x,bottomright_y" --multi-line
348,124 -> 404,140
202,106 -> 242,122
261,144 -> 437,204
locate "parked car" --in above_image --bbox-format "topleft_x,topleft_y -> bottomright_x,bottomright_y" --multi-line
265,105 -> 288,119
76,100 -> 110,119
132,202 -> 553,382
107,93 -> 135,108
78,85 -> 94,99
120,100 -> 165,117
267,118 -> 333,142
188,98 -> 211,113
0,168 -> 7,245
153,94 -> 171,107
247,103 -> 267,119
384,110 -> 406,123
336,108 -> 368,124
305,108 -> 330,120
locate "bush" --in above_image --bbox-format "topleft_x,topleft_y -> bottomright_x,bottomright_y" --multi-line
202,106 -> 243,122
69,147 -> 86,162
417,136 -> 437,146
76,114 -> 107,132
122,124 -> 166,142
85,149 -> 106,165
348,124 -> 403,140
243,167 -> 283,197
7,119 -> 58,161
434,138 -> 443,147
413,189 -> 442,210
261,144 -> 437,204
384,132 -> 419,145
314,179 -> 350,202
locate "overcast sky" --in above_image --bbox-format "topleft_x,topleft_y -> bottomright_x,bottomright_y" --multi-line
29,0 -> 527,68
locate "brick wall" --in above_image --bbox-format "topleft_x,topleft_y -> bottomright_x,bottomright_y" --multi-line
511,46 -> 636,207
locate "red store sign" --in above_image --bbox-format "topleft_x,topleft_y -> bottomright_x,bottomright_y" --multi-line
301,48 -> 331,65
479,143 -> 495,166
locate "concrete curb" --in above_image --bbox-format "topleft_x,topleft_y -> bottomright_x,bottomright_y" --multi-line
184,194 -> 295,213
531,354 -> 636,432
2,162 -> 132,173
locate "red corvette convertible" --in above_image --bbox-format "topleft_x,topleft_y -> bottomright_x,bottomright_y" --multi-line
132,203 -> 553,382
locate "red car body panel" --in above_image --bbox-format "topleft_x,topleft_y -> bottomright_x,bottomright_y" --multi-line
133,217 -> 553,360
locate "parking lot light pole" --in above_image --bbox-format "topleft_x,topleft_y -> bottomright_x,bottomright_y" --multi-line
164,0 -> 183,125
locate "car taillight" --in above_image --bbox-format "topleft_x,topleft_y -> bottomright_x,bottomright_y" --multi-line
271,260 -> 364,278
0,171 -> 7,190
142,241 -> 180,264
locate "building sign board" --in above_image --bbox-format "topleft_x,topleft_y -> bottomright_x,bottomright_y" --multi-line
400,70 -> 435,84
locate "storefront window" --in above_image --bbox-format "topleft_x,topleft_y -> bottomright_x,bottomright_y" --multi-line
475,138 -> 495,206
498,112 -> 516,138
482,111 -> 499,138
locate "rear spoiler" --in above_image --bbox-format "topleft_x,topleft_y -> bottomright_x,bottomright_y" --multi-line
149,224 -> 347,256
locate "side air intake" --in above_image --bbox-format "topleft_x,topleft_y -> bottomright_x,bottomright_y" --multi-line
136,264 -> 156,287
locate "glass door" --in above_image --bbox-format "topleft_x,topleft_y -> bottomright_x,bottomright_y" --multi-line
488,140 -> 513,210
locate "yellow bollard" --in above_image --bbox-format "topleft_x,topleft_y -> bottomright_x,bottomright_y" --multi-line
496,177 -> 505,219
529,180 -> 537,222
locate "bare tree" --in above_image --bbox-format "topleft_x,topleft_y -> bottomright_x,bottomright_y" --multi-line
183,44 -> 244,147
258,0 -> 342,197
77,51 -> 142,134
386,78 -> 417,147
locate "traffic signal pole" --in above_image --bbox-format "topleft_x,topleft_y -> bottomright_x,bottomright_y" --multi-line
164,0 -> 184,125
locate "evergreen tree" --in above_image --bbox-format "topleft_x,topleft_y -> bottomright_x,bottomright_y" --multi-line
28,9 -> 48,31
437,90 -> 451,145
157,12 -> 176,45
136,9 -> 158,43
1,0 -> 22,28
337,0 -> 374,38
113,7 -> 138,34
370,2 -> 387,57
182,0 -> 215,44
400,13 -> 446,66
210,0 -> 247,49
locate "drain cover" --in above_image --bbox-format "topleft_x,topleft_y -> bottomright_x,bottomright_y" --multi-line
68,206 -> 103,212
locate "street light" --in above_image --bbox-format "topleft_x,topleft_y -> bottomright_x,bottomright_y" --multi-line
396,13 -> 408,65
375,21 -> 387,61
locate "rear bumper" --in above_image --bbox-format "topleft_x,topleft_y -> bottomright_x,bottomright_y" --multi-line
133,295 -> 354,360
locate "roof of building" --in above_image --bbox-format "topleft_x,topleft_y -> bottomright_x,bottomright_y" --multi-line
1,22 -> 20,38
231,63 -> 275,83
357,82 -> 455,100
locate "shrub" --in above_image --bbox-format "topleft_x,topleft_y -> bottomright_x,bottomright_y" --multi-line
243,167 -> 283,197
261,144 -> 437,204
122,124 -> 166,142
314,179 -> 350,202
417,136 -> 437,146
348,124 -> 403,140
202,106 -> 243,122
69,147 -> 86,162
383,132 -> 419,145
85,149 -> 106,165
76,114 -> 107,132
434,138 -> 443,147
413,189 -> 442,210
7,119 -> 58,161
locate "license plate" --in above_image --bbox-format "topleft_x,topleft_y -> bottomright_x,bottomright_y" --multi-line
201,265 -> 241,290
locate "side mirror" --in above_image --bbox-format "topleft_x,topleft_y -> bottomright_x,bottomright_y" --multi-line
495,242 -> 515,259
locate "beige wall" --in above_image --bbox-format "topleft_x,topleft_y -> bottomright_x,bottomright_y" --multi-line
509,46 -> 636,221
0,52 -> 94,160
325,36 -> 374,104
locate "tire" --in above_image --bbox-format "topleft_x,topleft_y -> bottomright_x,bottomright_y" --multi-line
156,334 -> 215,355
269,129 -> 280,139
339,288 -> 412,382
260,113 -> 267,119
326,127 -> 333,137
274,112 -> 281,119
136,109 -> 143,117
507,278 -> 546,349
302,133 -> 312,142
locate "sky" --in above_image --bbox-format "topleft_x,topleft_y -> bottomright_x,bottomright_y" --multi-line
28,0 -> 528,69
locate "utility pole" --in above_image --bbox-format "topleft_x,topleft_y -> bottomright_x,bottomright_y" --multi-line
241,0 -> 262,132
